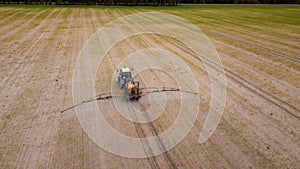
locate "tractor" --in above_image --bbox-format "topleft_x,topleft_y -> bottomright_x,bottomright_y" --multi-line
117,67 -> 141,101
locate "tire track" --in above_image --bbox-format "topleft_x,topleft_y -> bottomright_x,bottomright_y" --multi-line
94,11 -> 299,169
108,16 -> 210,168
11,9 -> 66,169
0,9 -> 62,94
0,8 -> 45,40
0,8 -> 35,28
34,9 -> 74,169
176,12 -> 300,62
3,8 -> 58,48
133,11 -> 300,120
0,8 -> 59,65
209,37 -> 299,76
0,8 -> 32,25
106,11 -> 195,168
0,8 -> 62,121
0,10 -> 48,42
61,8 -> 88,169
124,99 -> 177,169
89,9 -> 162,169
130,46 -> 195,168
115,12 -> 203,166
184,10 -> 300,44
132,14 -> 300,168
71,10 -> 82,168
48,8 -> 84,169
1,7 -> 299,169
23,8 -> 74,168
132,119 -> 161,169
119,40 -> 180,169
164,37 -> 300,120
130,11 -> 299,117
90,10 -> 178,168
206,30 -> 300,64
139,103 -> 178,169
131,42 -> 202,168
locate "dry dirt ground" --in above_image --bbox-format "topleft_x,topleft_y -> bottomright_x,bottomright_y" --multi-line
0,6 -> 299,169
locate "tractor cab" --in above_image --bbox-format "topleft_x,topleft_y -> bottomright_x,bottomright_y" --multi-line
120,68 -> 131,79
118,67 -> 134,89
117,67 -> 141,101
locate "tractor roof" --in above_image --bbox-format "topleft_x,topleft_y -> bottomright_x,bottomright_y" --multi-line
121,67 -> 131,73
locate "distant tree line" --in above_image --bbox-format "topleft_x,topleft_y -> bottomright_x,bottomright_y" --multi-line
1,0 -> 299,5
0,0 -> 178,5
184,0 -> 299,4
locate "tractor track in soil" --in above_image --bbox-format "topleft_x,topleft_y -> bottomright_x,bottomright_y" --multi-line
95,11 -> 293,166
129,101 -> 178,169
121,12 -> 299,119
0,9 -> 48,41
89,15 -> 187,166
1,7 -> 299,169
131,119 -> 161,169
119,34 -> 183,168
163,37 -> 300,120
183,11 -> 300,47
175,12 -> 299,64
0,8 -> 63,89
205,30 -> 300,64
11,9 -> 71,169
0,8 -> 32,26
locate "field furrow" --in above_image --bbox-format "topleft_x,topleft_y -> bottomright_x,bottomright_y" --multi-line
0,5 -> 299,169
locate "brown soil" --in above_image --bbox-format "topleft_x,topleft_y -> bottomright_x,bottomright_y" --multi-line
0,7 -> 299,169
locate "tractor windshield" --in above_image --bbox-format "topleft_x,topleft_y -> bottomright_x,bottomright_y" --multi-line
122,72 -> 131,79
